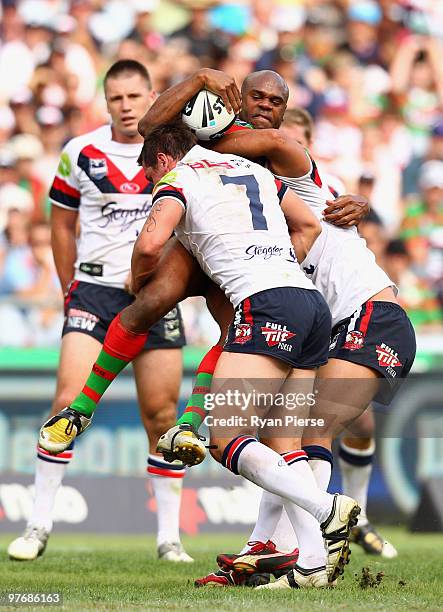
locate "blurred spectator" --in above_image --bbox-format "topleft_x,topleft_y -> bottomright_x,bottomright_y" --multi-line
10,134 -> 46,220
0,0 -> 441,344
399,160 -> 443,304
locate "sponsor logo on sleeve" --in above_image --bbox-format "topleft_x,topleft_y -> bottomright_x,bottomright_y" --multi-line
58,152 -> 71,177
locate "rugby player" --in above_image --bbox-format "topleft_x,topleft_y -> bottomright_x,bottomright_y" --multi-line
134,122 -> 361,590
279,107 -> 398,559
8,60 -> 192,564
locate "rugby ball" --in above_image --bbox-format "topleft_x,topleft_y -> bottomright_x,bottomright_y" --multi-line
182,89 -> 235,141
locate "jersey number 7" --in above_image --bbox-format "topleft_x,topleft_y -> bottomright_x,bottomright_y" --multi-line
220,175 -> 268,230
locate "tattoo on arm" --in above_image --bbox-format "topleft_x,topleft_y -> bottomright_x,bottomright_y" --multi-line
145,201 -> 164,233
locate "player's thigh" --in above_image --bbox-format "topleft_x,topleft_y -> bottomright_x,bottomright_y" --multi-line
261,367 -> 316,453
303,358 -> 380,446
133,348 -> 183,447
209,352 -> 291,462
51,332 -> 103,416
122,238 -> 207,332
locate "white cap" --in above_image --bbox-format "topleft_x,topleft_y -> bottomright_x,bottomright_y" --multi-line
419,160 -> 443,190
0,183 -> 33,230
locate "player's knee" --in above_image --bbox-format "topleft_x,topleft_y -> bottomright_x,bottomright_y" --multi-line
141,401 -> 177,439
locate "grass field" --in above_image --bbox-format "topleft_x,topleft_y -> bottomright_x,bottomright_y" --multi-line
0,528 -> 442,611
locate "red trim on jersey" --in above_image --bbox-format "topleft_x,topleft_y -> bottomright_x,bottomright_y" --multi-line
147,466 -> 185,478
80,144 -> 151,193
52,176 -> 81,198
243,298 -> 253,325
224,123 -> 250,134
359,301 -> 374,336
82,385 -> 101,403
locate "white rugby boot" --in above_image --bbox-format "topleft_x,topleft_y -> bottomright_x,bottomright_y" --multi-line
8,525 -> 49,561
156,425 -> 206,466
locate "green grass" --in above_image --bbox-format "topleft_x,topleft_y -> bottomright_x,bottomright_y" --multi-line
0,529 -> 442,611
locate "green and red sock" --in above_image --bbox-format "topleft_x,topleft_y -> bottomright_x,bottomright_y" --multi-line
71,313 -> 148,417
176,344 -> 223,431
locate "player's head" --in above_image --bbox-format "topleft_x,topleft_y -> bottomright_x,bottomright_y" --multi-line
280,108 -> 313,149
104,59 -> 155,141
138,122 -> 197,183
240,70 -> 289,130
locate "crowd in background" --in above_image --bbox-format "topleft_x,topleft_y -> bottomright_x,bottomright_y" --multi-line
0,0 -> 442,347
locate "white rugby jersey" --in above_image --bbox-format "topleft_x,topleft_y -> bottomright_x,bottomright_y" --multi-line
151,145 -> 315,307
49,125 -> 152,288
275,157 -> 393,325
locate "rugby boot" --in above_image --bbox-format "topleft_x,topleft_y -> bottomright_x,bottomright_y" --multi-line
320,494 -> 361,583
157,542 -> 194,562
351,523 -> 398,559
39,407 -> 91,454
229,540 -> 299,577
194,569 -> 269,588
256,564 -> 328,590
8,525 -> 49,561
157,424 -> 206,466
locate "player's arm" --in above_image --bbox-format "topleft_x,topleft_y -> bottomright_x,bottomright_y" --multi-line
280,188 -> 321,262
212,129 -> 311,177
51,205 -> 78,294
131,198 -> 184,294
323,194 -> 370,227
138,68 -> 241,137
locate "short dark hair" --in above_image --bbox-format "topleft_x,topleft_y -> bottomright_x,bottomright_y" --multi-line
282,108 -> 314,145
104,59 -> 152,90
138,122 -> 198,167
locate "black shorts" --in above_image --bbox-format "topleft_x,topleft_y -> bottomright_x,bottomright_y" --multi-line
62,280 -> 186,349
224,287 -> 331,369
328,300 -> 416,404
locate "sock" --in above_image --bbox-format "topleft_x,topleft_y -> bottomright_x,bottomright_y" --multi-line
282,455 -> 327,569
176,344 -> 223,431
239,490 -> 283,554
29,443 -> 75,532
71,313 -> 148,417
147,454 -> 185,546
241,450 -> 306,554
339,440 -> 375,526
303,445 -> 333,491
223,436 -> 333,524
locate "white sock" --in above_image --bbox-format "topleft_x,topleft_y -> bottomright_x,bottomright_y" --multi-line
239,490 -> 283,554
339,441 -> 375,526
29,458 -> 67,532
282,460 -> 327,569
271,510 -> 298,553
235,440 -> 333,524
147,454 -> 185,546
310,459 -> 332,491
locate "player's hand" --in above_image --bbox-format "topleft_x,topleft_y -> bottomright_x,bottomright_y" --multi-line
199,68 -> 241,114
322,195 -> 370,227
